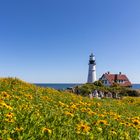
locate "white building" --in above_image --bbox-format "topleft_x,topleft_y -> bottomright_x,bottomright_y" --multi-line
87,53 -> 97,83
99,72 -> 132,87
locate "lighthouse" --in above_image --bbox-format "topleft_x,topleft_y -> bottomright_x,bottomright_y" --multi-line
87,53 -> 97,83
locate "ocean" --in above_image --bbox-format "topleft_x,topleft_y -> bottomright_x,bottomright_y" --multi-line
35,83 -> 140,90
132,84 -> 140,89
35,83 -> 82,90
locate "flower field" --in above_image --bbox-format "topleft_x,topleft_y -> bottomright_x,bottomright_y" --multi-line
0,78 -> 140,140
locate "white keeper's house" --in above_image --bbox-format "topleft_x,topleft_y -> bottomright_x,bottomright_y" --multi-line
99,72 -> 132,87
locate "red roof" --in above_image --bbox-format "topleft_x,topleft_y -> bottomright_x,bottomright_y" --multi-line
101,73 -> 132,87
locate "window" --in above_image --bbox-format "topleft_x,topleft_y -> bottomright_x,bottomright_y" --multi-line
104,80 -> 107,84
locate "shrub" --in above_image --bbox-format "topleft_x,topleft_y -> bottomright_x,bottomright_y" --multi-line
127,89 -> 140,97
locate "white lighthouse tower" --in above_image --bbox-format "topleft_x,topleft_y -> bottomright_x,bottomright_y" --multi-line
87,53 -> 97,83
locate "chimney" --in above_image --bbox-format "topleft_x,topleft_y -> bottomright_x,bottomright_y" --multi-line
119,72 -> 122,75
115,74 -> 118,82
107,71 -> 110,74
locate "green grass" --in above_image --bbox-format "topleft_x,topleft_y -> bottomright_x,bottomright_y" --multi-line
0,78 -> 140,140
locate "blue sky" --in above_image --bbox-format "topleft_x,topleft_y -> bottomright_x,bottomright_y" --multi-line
0,0 -> 140,83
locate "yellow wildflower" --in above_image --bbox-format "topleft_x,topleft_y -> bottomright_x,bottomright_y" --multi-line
1,91 -> 10,98
96,103 -> 101,107
0,100 -> 7,106
79,101 -> 85,106
70,104 -> 77,110
0,101 -> 13,110
15,127 -> 24,132
42,127 -> 52,134
64,111 -> 74,117
15,96 -> 20,100
96,120 -> 108,125
25,94 -> 33,99
76,121 -> 91,134
86,108 -> 92,112
81,108 -> 87,113
5,112 -> 14,118
59,101 -> 65,107
98,114 -> 105,118
132,119 -> 140,126
88,111 -> 95,116
6,105 -> 13,110
5,118 -> 15,123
